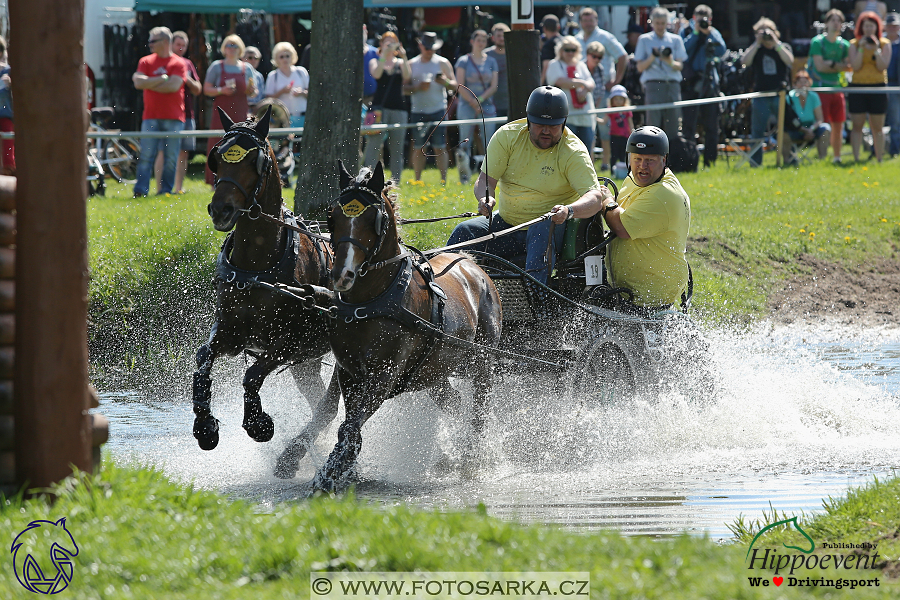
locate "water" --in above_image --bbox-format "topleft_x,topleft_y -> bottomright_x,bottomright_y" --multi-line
95,322 -> 900,539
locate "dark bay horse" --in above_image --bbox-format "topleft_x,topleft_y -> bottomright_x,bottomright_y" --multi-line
195,106 -> 339,478
314,161 -> 502,490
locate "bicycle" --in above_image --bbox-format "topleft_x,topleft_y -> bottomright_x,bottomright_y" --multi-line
89,107 -> 141,185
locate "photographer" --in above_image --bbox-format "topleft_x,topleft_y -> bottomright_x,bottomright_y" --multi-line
740,18 -> 794,167
634,7 -> 687,140
681,5 -> 726,167
848,11 -> 892,163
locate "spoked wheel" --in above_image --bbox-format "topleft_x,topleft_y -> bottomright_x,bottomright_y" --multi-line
103,138 -> 140,184
572,340 -> 638,405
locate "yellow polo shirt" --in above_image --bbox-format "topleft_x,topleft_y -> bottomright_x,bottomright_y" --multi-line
605,169 -> 691,307
482,118 -> 600,226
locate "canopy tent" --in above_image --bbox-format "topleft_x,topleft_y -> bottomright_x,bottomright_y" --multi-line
134,1 -> 656,14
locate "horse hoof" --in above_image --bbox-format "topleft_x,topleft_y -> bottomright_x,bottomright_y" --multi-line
193,415 -> 220,451
243,411 -> 274,442
273,444 -> 307,479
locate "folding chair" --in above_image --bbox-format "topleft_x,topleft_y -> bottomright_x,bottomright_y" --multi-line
723,138 -> 768,168
787,138 -> 815,166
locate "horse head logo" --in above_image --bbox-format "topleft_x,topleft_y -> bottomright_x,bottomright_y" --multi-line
746,516 -> 815,560
11,517 -> 79,594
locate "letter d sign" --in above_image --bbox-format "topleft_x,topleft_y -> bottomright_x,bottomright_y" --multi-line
511,0 -> 534,27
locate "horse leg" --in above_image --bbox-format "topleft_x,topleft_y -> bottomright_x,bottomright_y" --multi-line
312,373 -> 383,492
241,357 -> 280,442
274,366 -> 341,479
465,350 -> 493,465
428,379 -> 462,413
192,342 -> 221,450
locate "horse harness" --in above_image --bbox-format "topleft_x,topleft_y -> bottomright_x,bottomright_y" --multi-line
216,209 -> 330,290
328,183 -> 448,395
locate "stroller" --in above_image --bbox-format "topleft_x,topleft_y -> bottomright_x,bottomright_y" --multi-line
254,98 -> 295,187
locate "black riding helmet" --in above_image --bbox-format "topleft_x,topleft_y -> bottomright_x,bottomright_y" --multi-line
626,126 -> 669,155
526,86 -> 568,126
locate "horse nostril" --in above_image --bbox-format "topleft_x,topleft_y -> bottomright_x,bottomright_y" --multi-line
207,204 -> 213,216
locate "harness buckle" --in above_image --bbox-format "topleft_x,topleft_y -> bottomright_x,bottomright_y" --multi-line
247,203 -> 262,220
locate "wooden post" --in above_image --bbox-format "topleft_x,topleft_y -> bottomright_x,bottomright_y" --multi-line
0,176 -> 14,495
506,0 -> 541,122
776,90 -> 786,168
10,0 -> 92,489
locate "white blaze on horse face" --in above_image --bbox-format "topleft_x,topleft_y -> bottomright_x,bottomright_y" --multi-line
334,217 -> 365,292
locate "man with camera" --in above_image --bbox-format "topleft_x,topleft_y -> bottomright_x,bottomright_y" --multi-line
740,18 -> 794,166
634,7 -> 688,140
680,5 -> 726,167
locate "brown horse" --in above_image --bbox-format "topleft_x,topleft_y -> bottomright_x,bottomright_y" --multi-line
313,161 -> 502,490
195,106 -> 339,479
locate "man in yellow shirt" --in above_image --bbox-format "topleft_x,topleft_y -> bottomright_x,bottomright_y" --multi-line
598,126 -> 691,309
447,86 -> 605,283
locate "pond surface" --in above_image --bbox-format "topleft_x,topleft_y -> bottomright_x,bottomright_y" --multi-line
96,322 -> 900,539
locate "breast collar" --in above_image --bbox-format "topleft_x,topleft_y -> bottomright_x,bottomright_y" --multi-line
329,249 -> 447,395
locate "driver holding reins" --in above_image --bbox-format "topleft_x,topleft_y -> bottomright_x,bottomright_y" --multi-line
599,126 -> 691,310
447,86 -> 605,284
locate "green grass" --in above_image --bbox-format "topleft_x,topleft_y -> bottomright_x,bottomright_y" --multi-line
87,153 -> 900,377
1,461 -> 897,598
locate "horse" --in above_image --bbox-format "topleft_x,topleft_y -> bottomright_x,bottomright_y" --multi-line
194,105 -> 340,479
313,160 -> 502,490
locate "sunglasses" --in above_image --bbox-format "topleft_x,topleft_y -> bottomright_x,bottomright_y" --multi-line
147,39 -> 164,46
588,54 -> 603,59
563,48 -> 578,52
224,43 -> 239,49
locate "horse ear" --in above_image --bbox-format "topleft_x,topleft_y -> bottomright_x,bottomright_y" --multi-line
337,159 -> 352,190
217,106 -> 236,132
370,161 -> 385,193
255,105 -> 272,138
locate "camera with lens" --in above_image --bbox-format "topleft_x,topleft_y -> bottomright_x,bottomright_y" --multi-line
698,17 -> 710,30
652,46 -> 672,58
704,37 -> 717,57
761,28 -> 774,42
866,35 -> 879,46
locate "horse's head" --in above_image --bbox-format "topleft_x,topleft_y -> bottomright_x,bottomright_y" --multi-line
207,106 -> 276,232
328,160 -> 395,292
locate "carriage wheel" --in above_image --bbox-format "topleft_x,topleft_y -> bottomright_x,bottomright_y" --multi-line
572,341 -> 638,405
103,138 -> 140,184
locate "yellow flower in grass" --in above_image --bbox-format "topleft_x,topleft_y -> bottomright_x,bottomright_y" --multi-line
862,166 -> 868,171
799,228 -> 806,233
844,236 -> 851,242
809,232 -> 815,239
775,190 -> 783,195
846,224 -> 852,229
873,181 -> 879,186
848,168 -> 854,174
708,183 -> 714,188
862,182 -> 869,188
818,247 -> 825,252
881,218 -> 888,223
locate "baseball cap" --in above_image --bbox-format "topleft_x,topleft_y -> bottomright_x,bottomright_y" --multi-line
886,13 -> 899,25
419,31 -> 443,51
609,85 -> 628,99
624,24 -> 644,34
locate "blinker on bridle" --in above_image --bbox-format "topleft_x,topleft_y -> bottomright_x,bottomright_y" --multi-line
329,184 -> 389,276
211,126 -> 271,220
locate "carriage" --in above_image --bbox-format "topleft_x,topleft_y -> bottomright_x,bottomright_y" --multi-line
198,108 -> 713,489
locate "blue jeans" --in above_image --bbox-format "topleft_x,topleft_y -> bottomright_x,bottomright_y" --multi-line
750,96 -> 779,166
134,119 -> 185,195
447,212 -> 566,284
568,124 -> 595,154
457,100 -> 497,154
887,90 -> 900,156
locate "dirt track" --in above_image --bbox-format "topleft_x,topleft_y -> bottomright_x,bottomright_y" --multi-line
768,255 -> 900,327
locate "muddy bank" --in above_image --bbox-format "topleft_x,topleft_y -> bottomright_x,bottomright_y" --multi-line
768,255 -> 900,327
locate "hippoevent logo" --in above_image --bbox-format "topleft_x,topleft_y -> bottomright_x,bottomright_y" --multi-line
745,516 -> 881,590
11,518 -> 79,594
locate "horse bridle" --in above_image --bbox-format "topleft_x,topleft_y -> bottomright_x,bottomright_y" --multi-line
328,185 -> 389,277
209,126 -> 272,220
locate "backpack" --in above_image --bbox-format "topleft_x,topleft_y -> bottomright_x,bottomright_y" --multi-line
668,135 -> 699,173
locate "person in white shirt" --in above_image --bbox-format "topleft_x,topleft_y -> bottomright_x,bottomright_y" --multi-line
634,7 -> 688,140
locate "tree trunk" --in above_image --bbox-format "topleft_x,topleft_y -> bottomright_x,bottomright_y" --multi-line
505,30 -> 542,122
294,0 -> 363,219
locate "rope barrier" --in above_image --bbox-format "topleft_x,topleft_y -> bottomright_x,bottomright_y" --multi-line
3,86 -> 895,141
